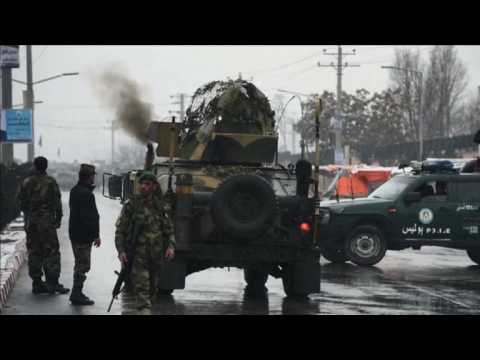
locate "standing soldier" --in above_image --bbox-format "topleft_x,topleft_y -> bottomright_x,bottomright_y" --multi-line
17,156 -> 70,294
68,164 -> 101,305
114,172 -> 175,313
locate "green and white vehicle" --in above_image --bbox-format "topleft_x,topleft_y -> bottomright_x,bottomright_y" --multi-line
319,161 -> 480,266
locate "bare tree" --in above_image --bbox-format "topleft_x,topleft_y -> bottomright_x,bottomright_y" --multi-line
454,88 -> 480,135
389,47 -> 424,141
271,93 -> 289,151
390,46 -> 468,140
424,46 -> 468,138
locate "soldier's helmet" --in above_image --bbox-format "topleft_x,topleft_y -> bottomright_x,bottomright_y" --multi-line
139,171 -> 158,183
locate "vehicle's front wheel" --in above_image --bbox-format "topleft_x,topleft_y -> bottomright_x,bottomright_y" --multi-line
466,248 -> 480,265
321,246 -> 348,263
344,225 -> 387,266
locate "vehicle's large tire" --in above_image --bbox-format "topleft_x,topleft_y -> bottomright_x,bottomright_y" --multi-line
211,174 -> 277,240
466,248 -> 480,265
344,225 -> 387,266
321,246 -> 348,263
244,268 -> 269,297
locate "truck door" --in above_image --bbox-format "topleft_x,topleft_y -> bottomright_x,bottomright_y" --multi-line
398,180 -> 457,243
449,179 -> 480,245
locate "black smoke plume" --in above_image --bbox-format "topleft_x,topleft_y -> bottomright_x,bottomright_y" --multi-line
95,69 -> 151,143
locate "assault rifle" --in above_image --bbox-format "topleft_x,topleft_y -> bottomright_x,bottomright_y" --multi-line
107,219 -> 142,312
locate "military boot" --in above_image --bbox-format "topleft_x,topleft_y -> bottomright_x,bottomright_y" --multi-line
45,276 -> 70,294
69,276 -> 94,305
32,278 -> 50,294
70,291 -> 95,305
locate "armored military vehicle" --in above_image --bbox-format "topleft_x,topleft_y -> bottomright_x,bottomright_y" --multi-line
105,79 -> 321,298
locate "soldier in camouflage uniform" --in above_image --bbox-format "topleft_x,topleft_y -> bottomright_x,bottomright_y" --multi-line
115,172 -> 175,312
17,156 -> 70,294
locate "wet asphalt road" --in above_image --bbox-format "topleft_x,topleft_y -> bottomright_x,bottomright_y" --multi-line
3,191 -> 480,315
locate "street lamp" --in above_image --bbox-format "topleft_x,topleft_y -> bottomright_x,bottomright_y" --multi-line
11,72 -> 80,86
13,101 -> 43,108
276,90 -> 319,158
20,71 -> 80,161
381,65 -> 424,161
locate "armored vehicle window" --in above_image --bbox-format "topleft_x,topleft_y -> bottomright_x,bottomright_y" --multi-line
273,178 -> 296,196
368,176 -> 415,200
449,181 -> 480,202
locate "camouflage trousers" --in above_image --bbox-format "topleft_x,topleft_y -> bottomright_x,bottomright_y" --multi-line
25,223 -> 61,281
131,244 -> 163,310
71,242 -> 92,282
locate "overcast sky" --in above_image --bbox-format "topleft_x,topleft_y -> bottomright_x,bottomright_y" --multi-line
6,45 -> 480,163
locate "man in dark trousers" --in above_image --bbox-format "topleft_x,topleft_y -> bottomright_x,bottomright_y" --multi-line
17,156 -> 70,294
68,164 -> 101,305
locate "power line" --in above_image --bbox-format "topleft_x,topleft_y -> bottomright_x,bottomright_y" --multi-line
33,46 -> 48,65
246,50 -> 324,76
294,64 -> 318,75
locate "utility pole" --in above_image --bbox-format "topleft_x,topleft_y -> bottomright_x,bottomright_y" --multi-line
318,46 -> 360,165
25,45 -> 34,162
1,66 -> 13,165
170,93 -> 191,123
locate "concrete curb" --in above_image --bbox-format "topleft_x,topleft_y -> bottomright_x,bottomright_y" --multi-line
0,219 -> 27,313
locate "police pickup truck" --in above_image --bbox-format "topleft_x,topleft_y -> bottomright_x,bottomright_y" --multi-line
319,160 -> 480,266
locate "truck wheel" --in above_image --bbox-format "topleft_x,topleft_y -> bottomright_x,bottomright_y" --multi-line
344,225 -> 387,266
466,248 -> 480,265
321,246 -> 348,263
244,268 -> 268,297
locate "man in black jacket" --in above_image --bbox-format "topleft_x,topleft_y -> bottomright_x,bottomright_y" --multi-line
68,164 -> 101,305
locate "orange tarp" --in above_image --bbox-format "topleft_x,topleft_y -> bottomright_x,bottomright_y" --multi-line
323,166 -> 392,198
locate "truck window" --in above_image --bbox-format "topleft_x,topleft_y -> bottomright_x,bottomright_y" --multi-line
450,181 -> 480,202
368,176 -> 414,200
414,181 -> 448,202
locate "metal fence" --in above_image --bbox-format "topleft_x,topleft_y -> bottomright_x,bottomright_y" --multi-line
358,134 -> 477,165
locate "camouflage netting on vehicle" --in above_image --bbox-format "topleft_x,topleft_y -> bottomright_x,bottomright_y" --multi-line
183,79 -> 276,137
